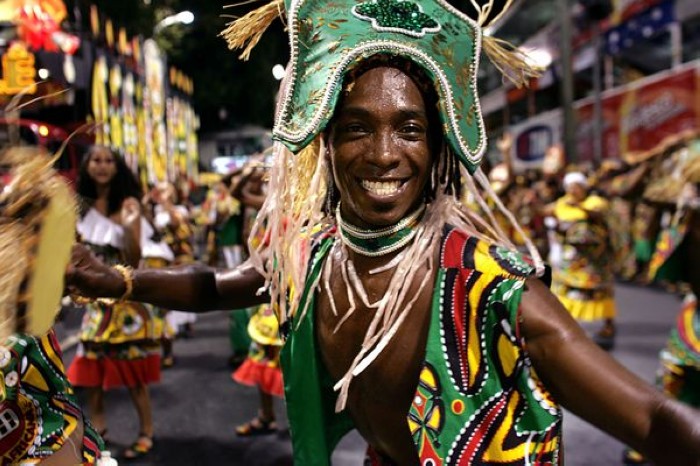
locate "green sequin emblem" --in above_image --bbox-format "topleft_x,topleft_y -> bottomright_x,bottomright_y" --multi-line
352,0 -> 441,36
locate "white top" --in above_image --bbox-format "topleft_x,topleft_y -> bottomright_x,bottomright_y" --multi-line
77,208 -> 124,249
141,218 -> 174,261
153,204 -> 189,230
77,207 -> 174,261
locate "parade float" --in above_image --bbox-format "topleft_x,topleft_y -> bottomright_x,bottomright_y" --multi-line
0,0 -> 199,185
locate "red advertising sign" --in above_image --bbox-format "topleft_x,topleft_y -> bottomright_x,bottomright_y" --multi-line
575,67 -> 700,162
575,92 -> 623,162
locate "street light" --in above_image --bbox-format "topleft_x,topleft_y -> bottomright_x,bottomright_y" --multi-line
154,10 -> 194,35
272,64 -> 286,81
522,48 -> 553,69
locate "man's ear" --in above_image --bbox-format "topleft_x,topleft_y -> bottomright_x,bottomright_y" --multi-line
322,132 -> 333,165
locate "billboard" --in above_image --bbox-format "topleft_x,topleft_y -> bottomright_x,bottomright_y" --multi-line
510,64 -> 700,168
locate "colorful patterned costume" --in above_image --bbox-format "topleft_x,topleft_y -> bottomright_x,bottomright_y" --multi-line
154,204 -> 194,265
68,208 -> 162,389
659,294 -> 700,407
0,147 -> 105,465
232,304 -> 284,398
551,194 -> 616,321
1,331 -> 104,465
647,211 -> 688,285
153,204 -> 198,334
281,226 -> 562,465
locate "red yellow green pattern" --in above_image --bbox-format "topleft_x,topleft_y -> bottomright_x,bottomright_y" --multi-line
281,225 -> 561,465
665,295 -> 700,370
0,331 -> 103,465
410,227 -> 561,465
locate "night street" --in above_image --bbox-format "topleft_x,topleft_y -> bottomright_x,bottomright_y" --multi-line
56,282 -> 682,466
2,0 -> 699,464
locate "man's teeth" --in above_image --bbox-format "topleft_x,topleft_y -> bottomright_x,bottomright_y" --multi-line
361,180 -> 402,196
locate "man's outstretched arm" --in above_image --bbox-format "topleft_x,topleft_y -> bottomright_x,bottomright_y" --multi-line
520,278 -> 700,466
66,244 -> 268,312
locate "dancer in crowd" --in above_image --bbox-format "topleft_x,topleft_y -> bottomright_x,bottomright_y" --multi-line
220,169 -> 252,367
66,1 -> 700,464
0,146 -> 105,465
548,171 -> 618,349
594,160 -> 651,281
226,162 -> 269,368
149,181 -> 197,359
623,150 -> 700,465
67,145 -> 160,460
227,162 -> 284,436
139,200 -> 176,369
231,302 -> 284,436
201,178 -> 242,268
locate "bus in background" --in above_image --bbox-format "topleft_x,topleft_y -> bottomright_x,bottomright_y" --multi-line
0,118 -> 92,185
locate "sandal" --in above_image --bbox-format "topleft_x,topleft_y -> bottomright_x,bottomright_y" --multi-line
235,417 -> 278,437
162,355 -> 175,369
121,433 -> 154,460
622,448 -> 649,465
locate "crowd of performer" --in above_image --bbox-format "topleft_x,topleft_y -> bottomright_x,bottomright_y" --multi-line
480,130 -> 700,465
3,125 -> 700,464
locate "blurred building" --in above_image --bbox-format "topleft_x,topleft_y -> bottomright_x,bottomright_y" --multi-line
481,0 -> 700,170
198,125 -> 272,175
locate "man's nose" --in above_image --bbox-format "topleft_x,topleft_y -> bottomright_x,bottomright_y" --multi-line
370,132 -> 400,168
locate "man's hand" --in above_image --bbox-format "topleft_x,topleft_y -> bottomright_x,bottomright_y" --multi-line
64,244 -> 125,299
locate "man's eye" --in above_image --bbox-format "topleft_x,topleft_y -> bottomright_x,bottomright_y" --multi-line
345,124 -> 366,133
400,124 -> 425,134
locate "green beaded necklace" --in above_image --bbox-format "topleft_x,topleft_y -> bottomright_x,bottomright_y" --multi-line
336,202 -> 425,257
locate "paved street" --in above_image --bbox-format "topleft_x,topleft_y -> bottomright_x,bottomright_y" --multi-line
56,282 -> 683,465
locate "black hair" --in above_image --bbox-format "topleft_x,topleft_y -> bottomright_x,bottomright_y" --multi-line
77,145 -> 143,217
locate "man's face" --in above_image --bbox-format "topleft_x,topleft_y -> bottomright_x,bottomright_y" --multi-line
327,66 -> 434,228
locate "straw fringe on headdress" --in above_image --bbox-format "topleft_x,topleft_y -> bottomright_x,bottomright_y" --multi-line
482,36 -> 543,88
221,0 -> 285,61
0,147 -> 77,342
220,0 -> 541,85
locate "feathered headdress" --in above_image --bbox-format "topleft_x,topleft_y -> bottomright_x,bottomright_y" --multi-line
0,146 -> 77,342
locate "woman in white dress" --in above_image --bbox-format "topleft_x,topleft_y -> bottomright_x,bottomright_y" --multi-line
67,146 -> 161,460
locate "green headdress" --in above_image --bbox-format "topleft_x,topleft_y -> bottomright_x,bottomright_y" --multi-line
222,0 -> 540,174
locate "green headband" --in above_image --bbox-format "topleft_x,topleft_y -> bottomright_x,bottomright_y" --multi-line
223,0 -> 538,174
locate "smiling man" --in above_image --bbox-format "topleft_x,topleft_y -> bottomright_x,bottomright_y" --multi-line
65,0 -> 700,465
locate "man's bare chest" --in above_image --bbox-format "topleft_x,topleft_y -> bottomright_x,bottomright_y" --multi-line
314,252 -> 436,404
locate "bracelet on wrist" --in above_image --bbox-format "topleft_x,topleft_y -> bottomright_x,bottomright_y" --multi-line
70,264 -> 134,306
111,264 -> 134,302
